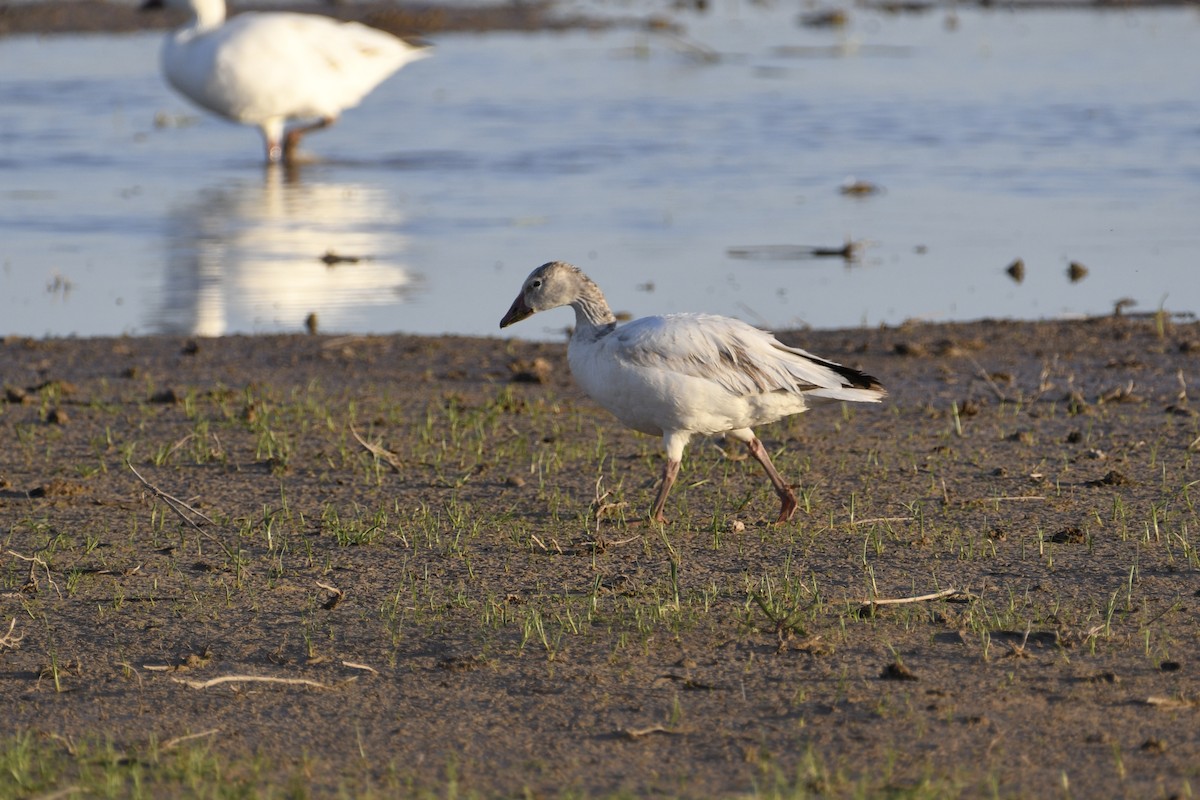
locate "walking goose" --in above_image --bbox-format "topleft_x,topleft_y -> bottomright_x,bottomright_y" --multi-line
500,261 -> 886,523
142,0 -> 429,163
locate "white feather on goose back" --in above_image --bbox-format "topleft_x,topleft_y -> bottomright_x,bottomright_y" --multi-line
500,261 -> 886,524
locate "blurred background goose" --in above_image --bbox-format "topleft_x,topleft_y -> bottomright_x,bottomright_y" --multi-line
500,261 -> 886,524
142,0 -> 429,163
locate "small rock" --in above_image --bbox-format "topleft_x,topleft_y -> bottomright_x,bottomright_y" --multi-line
45,408 -> 69,425
509,357 -> 553,384
880,661 -> 918,681
892,341 -> 928,357
1050,527 -> 1085,544
149,388 -> 181,404
1080,671 -> 1120,684
1087,470 -> 1130,487
1006,430 -> 1034,445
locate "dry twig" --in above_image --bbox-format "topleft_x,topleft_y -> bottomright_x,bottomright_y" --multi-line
162,729 -> 221,750
350,425 -> 402,472
171,674 -> 333,690
621,724 -> 682,740
1145,695 -> 1199,710
0,618 -> 22,650
6,549 -> 60,597
127,462 -> 230,555
127,463 -> 216,531
856,587 -> 966,607
316,580 -> 345,610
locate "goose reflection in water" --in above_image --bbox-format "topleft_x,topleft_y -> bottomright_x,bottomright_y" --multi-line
153,167 -> 423,336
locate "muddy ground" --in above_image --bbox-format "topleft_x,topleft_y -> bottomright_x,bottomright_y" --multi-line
0,0 -> 651,38
1,316 -> 1198,797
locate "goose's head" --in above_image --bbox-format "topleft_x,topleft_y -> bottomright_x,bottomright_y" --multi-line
500,261 -> 585,328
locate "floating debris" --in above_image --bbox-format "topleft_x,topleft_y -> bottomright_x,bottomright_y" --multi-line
839,178 -> 882,197
321,250 -> 365,266
1067,261 -> 1088,282
727,242 -> 861,261
799,8 -> 849,28
1005,258 -> 1025,284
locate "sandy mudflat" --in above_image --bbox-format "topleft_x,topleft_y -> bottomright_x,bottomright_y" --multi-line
1,315 -> 1198,797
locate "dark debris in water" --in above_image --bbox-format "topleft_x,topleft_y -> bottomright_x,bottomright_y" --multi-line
727,242 -> 861,262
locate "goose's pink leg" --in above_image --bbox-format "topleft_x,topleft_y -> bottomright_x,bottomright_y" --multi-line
649,458 -> 681,524
283,116 -> 336,162
744,436 -> 798,523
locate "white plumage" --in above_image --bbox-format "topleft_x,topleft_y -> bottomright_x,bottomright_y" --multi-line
144,0 -> 429,163
500,261 -> 886,523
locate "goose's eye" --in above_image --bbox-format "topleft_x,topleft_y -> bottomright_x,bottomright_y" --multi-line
530,279 -> 542,290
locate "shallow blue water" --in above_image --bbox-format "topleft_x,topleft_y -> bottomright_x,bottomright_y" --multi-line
1,5 -> 1198,338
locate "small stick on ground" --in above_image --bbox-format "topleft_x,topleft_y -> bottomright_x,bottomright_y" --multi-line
851,516 -> 913,526
171,674 -> 333,690
857,587 -> 966,608
6,549 -> 60,597
1145,695 -> 1199,710
350,425 -> 402,472
0,618 -> 22,650
162,729 -> 221,750
316,580 -> 345,610
127,462 -> 231,555
162,433 -> 196,462
622,724 -> 682,740
342,661 -> 378,674
128,463 -> 216,531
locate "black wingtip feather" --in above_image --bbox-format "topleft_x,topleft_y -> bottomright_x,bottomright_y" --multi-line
826,360 -> 886,394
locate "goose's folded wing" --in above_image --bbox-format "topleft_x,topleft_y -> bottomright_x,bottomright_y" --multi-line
610,314 -> 884,400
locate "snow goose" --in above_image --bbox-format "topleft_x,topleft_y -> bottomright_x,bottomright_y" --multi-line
500,261 -> 886,524
142,0 -> 429,163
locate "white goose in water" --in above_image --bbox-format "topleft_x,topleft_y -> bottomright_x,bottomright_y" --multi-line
500,262 -> 887,524
142,0 -> 429,163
